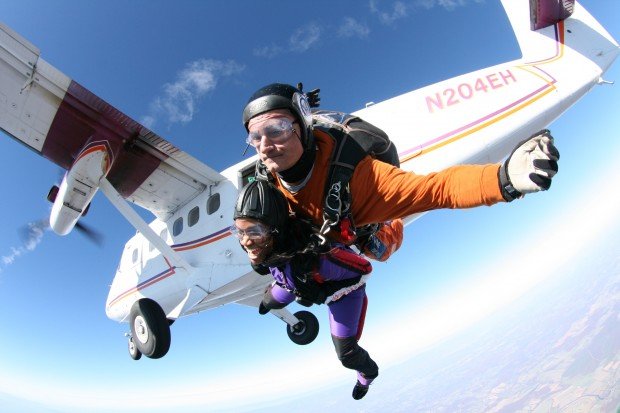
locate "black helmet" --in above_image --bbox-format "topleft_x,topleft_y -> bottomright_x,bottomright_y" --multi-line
233,180 -> 289,230
242,83 -> 314,147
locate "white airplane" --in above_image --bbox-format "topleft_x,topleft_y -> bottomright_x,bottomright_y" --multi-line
0,0 -> 617,360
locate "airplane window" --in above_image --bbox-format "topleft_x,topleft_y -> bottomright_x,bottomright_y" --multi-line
207,193 -> 220,215
188,206 -> 199,227
132,248 -> 138,264
173,217 -> 183,236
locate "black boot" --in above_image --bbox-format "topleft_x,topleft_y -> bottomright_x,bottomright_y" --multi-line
258,301 -> 269,315
352,380 -> 369,400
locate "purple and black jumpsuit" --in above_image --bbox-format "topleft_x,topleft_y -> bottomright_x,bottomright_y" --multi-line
263,245 -> 379,386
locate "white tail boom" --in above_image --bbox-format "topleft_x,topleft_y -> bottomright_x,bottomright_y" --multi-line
348,1 -> 618,181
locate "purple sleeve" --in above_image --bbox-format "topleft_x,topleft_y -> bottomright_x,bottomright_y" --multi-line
269,266 -> 287,285
269,264 -> 297,292
270,283 -> 296,305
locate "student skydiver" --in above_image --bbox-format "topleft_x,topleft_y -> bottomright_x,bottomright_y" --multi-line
233,179 -> 379,400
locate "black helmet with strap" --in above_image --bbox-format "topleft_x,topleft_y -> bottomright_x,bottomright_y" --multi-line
235,180 -> 314,273
242,83 -> 314,149
234,180 -> 290,230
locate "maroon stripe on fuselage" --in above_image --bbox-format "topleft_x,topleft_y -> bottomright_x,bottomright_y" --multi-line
42,80 -> 162,197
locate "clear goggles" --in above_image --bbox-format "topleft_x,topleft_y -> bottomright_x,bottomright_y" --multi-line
230,223 -> 274,241
246,118 -> 296,147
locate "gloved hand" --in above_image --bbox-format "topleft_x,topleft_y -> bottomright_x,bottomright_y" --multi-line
296,82 -> 321,108
258,285 -> 272,315
499,129 -> 559,201
306,88 -> 321,108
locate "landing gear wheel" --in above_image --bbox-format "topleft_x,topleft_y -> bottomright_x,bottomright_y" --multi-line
129,298 -> 171,359
128,337 -> 142,360
287,310 -> 319,345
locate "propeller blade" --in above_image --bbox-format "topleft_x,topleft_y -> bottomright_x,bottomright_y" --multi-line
75,221 -> 104,247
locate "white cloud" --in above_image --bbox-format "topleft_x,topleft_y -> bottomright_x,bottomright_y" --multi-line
414,0 -> 482,11
1,247 -> 20,265
338,17 -> 370,38
289,23 -> 321,52
140,115 -> 155,129
253,18 -> 368,59
253,23 -> 321,59
414,0 -> 437,9
252,0 -> 482,60
370,0 -> 408,25
24,221 -> 46,251
253,43 -> 283,59
1,221 -> 47,270
147,59 -> 245,128
437,0 -> 468,10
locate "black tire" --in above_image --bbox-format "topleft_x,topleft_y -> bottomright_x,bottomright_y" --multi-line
287,310 -> 319,345
128,337 -> 142,361
129,298 -> 171,359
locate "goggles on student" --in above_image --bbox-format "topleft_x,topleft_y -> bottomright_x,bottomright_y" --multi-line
246,118 -> 296,147
230,223 -> 275,241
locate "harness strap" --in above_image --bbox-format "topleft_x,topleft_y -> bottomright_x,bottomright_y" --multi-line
320,127 -> 367,243
326,247 -> 372,274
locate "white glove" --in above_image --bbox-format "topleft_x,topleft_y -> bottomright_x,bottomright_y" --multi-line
499,130 -> 559,201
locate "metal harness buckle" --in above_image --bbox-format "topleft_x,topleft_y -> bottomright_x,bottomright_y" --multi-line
325,182 -> 342,214
318,216 -> 338,246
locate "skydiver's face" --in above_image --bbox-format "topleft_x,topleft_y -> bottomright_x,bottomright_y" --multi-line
247,110 -> 303,174
233,218 -> 274,265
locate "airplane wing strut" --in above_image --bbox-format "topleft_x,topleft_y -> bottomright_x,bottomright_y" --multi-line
99,178 -> 194,271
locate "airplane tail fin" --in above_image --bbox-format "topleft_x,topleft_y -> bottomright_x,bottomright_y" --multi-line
501,0 -> 619,75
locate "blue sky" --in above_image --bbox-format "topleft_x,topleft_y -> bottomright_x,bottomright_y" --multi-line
0,1 -> 619,412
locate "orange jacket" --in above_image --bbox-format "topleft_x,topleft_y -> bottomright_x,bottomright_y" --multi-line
272,129 -> 505,229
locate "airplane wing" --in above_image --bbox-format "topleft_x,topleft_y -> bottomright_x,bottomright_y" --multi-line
0,22 -> 225,223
